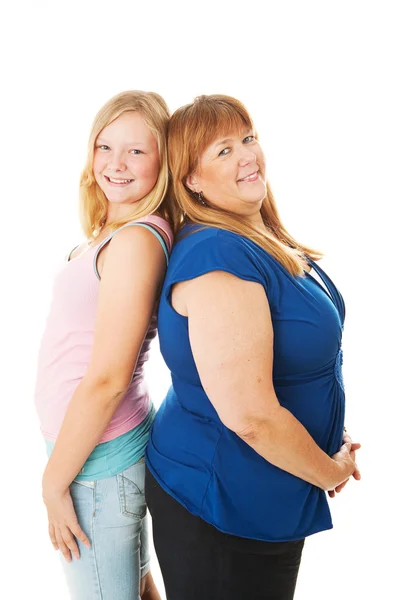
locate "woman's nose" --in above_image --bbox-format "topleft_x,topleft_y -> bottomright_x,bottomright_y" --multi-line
238,148 -> 257,167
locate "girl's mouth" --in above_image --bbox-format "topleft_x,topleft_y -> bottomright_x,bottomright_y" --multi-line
105,175 -> 134,185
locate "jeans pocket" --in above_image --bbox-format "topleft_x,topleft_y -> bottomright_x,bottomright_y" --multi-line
117,460 -> 147,519
71,479 -> 95,489
69,480 -> 95,523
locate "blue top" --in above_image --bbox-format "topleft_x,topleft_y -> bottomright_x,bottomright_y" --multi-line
146,226 -> 346,542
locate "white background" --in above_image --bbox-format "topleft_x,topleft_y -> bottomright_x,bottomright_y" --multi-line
1,1 -> 398,598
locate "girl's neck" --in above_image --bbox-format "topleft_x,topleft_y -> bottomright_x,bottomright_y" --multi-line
104,201 -> 142,226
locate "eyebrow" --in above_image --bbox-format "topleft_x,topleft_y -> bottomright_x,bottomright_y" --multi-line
213,131 -> 253,148
96,137 -> 147,146
214,137 -> 234,147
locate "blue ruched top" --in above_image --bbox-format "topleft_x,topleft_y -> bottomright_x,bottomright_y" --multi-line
146,226 -> 346,541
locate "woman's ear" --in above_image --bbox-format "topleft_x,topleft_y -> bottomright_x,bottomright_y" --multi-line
185,173 -> 201,194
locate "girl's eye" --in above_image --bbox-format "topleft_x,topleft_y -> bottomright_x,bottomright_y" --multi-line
97,145 -> 110,151
243,135 -> 255,143
218,147 -> 230,157
130,149 -> 142,155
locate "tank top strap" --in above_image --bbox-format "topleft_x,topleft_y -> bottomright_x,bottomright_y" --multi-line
308,259 -> 346,325
65,245 -> 79,262
138,214 -> 173,252
93,219 -> 171,280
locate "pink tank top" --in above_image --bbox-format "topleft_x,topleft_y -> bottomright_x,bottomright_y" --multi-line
34,215 -> 173,443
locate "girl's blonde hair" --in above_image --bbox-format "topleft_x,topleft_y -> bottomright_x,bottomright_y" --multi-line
80,90 -> 177,240
168,94 -> 322,275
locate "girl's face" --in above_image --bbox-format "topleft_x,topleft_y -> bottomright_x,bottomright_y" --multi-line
93,111 -> 160,205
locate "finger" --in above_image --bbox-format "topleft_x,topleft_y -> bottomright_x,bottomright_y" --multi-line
352,465 -> 361,480
64,496 -> 91,550
328,489 -> 335,498
55,528 -> 72,563
48,522 -> 59,550
349,452 -> 359,468
61,526 -> 80,560
335,479 -> 349,493
341,441 -> 352,453
351,442 -> 361,451
70,522 -> 91,550
343,433 -> 352,444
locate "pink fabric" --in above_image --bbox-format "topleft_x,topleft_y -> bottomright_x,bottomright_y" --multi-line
34,215 -> 173,443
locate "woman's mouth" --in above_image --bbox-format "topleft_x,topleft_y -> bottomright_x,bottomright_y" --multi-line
237,171 -> 259,183
238,171 -> 259,183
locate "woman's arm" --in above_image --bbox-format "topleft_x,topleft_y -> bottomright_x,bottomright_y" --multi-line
42,226 -> 167,560
174,270 -> 357,491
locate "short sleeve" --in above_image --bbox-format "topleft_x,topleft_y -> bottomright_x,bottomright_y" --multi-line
164,229 -> 269,299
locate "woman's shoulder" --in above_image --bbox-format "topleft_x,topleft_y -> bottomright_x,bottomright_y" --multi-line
175,225 -> 266,259
177,224 -> 247,247
167,225 -> 269,285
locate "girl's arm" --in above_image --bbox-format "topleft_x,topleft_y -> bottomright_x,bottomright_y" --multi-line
42,226 -> 167,561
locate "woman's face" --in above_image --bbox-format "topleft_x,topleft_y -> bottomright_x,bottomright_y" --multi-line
187,129 -> 267,218
93,111 -> 160,205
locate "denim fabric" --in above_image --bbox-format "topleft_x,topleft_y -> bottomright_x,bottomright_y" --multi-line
61,458 -> 150,600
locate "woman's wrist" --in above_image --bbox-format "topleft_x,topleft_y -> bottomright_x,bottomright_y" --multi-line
323,453 -> 353,491
322,459 -> 342,491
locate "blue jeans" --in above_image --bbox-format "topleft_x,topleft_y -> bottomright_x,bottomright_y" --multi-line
62,458 -> 150,600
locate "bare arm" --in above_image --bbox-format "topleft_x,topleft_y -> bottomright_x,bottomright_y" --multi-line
43,226 -> 166,491
174,270 -> 355,491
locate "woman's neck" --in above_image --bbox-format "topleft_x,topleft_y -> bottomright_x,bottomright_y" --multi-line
245,211 -> 265,229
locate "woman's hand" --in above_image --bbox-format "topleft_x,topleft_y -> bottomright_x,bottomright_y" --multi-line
328,432 -> 361,498
42,481 -> 90,562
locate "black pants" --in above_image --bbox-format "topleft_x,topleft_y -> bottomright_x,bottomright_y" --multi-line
145,466 -> 304,600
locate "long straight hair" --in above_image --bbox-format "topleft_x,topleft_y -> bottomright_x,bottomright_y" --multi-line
168,94 -> 322,275
79,90 -> 178,240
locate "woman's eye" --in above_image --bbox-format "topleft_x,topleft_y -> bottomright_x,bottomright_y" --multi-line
130,149 -> 142,155
218,147 -> 230,157
98,145 -> 110,151
243,135 -> 255,143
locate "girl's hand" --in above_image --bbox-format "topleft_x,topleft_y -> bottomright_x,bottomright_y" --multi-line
42,482 -> 91,562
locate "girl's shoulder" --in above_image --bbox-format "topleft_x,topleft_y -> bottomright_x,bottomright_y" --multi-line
136,214 -> 173,251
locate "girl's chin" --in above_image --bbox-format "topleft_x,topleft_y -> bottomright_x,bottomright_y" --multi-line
106,196 -> 142,205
